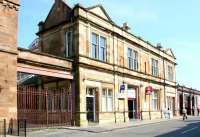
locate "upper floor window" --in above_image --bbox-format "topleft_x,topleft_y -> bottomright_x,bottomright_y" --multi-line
91,32 -> 107,61
99,36 -> 106,61
92,33 -> 98,59
167,65 -> 174,81
128,48 -> 138,70
151,58 -> 159,76
65,31 -> 73,57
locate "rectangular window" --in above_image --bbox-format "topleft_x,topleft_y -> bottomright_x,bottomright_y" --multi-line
133,50 -> 138,70
128,48 -> 133,69
65,31 -> 73,57
102,88 -> 113,112
128,48 -> 138,70
152,91 -> 158,111
102,89 -> 107,112
99,36 -> 106,61
91,32 -> 107,61
107,89 -> 113,112
151,59 -> 159,76
167,65 -> 173,81
92,33 -> 98,59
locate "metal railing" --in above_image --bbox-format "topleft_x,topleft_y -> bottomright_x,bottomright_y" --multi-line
0,119 -> 6,137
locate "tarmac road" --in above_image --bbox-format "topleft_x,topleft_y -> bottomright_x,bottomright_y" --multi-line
28,116 -> 200,137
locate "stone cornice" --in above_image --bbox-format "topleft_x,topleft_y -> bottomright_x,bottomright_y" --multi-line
1,0 -> 20,11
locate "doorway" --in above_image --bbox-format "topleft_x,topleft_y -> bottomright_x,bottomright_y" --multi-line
86,97 -> 95,122
86,88 -> 97,122
128,99 -> 137,119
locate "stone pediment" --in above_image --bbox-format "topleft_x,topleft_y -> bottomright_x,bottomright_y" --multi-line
87,5 -> 113,23
165,48 -> 176,58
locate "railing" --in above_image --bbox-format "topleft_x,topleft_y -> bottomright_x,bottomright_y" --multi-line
0,119 -> 6,137
17,86 -> 74,128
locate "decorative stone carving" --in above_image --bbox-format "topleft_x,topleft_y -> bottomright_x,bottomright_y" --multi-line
1,0 -> 19,11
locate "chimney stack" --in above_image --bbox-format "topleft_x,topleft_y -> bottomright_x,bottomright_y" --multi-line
122,22 -> 130,31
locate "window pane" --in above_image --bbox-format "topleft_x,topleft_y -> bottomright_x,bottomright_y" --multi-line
152,91 -> 158,111
107,97 -> 113,112
99,36 -> 106,61
92,44 -> 97,58
102,89 -> 107,112
107,89 -> 113,112
152,59 -> 159,76
128,48 -> 133,69
133,50 -> 138,70
92,33 -> 98,44
100,36 -> 106,48
65,31 -> 73,57
91,33 -> 98,59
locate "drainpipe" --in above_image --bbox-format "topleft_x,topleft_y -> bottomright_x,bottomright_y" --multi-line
162,55 -> 166,109
113,33 -> 117,123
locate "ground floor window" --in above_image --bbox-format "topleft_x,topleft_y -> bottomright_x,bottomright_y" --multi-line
151,91 -> 159,111
102,88 -> 113,112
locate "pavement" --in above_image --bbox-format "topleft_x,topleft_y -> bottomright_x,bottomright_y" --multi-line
6,116 -> 200,137
64,116 -> 182,133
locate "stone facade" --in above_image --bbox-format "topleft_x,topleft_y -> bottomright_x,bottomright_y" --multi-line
37,1 -> 177,126
0,0 -> 19,123
177,85 -> 200,116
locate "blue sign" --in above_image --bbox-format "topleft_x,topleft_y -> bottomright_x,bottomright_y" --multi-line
120,84 -> 125,93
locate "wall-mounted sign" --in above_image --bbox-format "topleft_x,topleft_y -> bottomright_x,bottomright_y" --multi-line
118,84 -> 126,98
145,86 -> 153,95
127,88 -> 136,99
120,84 -> 126,93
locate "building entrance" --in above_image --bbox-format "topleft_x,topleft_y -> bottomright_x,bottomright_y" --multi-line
86,88 -> 97,122
128,99 -> 137,119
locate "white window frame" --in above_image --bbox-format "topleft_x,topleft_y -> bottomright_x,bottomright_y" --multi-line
151,58 -> 159,76
91,32 -> 107,62
167,65 -> 174,81
101,88 -> 113,112
151,91 -> 159,111
128,48 -> 138,71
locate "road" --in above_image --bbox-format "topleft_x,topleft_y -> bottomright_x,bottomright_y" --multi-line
29,117 -> 200,137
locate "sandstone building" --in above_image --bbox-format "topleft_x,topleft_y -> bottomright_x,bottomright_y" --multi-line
177,85 -> 200,116
0,0 -> 178,129
36,0 -> 177,126
0,0 -> 19,123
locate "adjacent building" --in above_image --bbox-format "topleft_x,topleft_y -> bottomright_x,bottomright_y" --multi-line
36,0 -> 177,126
177,85 -> 200,116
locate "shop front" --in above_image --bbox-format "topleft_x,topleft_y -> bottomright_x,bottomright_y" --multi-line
127,85 -> 138,119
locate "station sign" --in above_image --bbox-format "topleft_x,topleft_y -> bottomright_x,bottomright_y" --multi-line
118,84 -> 126,99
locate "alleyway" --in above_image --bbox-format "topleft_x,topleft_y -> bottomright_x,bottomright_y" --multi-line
27,116 -> 200,137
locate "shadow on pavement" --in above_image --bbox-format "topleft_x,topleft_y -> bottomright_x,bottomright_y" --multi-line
155,119 -> 200,137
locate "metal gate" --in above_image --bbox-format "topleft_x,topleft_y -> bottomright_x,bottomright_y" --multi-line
17,86 -> 73,128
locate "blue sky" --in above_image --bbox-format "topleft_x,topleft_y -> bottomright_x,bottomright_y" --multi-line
18,0 -> 200,89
